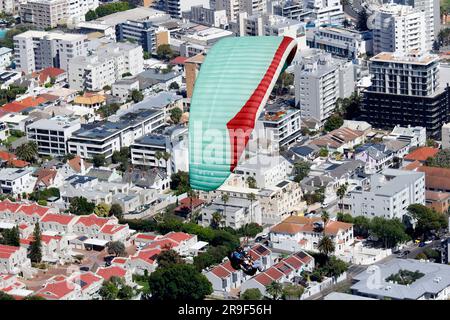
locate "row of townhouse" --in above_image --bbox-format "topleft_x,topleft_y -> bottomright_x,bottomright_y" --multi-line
34,265 -> 134,300
0,245 -> 32,276
113,231 -> 204,276
203,244 -> 315,297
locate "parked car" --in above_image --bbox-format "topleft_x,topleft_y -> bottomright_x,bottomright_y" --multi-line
79,266 -> 90,272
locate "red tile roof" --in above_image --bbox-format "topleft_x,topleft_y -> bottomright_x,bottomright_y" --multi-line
96,266 -> 127,281
0,244 -> 20,259
71,272 -> 102,290
170,56 -> 188,65
18,203 -> 50,217
36,279 -> 75,300
135,233 -> 157,241
75,214 -> 109,228
283,256 -> 304,270
163,232 -> 192,243
211,265 -> 231,279
254,273 -> 274,286
41,213 -> 77,225
0,200 -> 22,213
17,96 -> 47,108
264,267 -> 284,280
404,147 -> 439,162
100,224 -> 126,235
2,102 -> 27,113
38,67 -> 65,84
35,168 -> 57,187
132,248 -> 161,265
146,238 -> 178,250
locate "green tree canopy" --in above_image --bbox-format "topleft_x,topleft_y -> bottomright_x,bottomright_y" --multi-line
131,89 -> 144,103
241,288 -> 262,300
324,114 -> 343,132
156,249 -> 183,269
29,223 -> 42,263
106,241 -> 126,257
148,264 -> 212,300
69,196 -> 95,216
109,203 -> 123,219
370,217 -> 409,248
156,44 -> 174,61
170,171 -> 190,195
92,154 -> 106,167
407,204 -> 448,239
170,107 -> 183,124
1,226 -> 20,246
293,161 -> 311,183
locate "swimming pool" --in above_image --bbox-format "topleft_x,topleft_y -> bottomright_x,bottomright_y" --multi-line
0,29 -> 8,39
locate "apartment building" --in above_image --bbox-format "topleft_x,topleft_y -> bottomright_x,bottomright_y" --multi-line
269,0 -> 306,20
233,155 -> 290,189
294,49 -> 354,124
68,41 -> 144,91
306,26 -> 373,60
0,168 -> 37,195
157,0 -> 210,18
13,30 -> 88,74
130,125 -> 188,173
0,0 -> 17,14
384,125 -> 427,148
27,116 -> 81,157
20,0 -> 67,29
404,0 -> 440,50
303,0 -> 344,25
236,12 -> 305,38
200,196 -> 262,229
349,168 -> 425,219
361,51 -> 449,138
68,108 -> 165,160
186,5 -> 228,28
257,101 -> 301,147
370,3 -> 428,54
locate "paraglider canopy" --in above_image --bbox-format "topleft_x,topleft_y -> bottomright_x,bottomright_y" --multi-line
189,36 -> 298,191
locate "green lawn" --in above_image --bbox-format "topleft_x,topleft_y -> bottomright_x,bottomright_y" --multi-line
6,135 -> 18,144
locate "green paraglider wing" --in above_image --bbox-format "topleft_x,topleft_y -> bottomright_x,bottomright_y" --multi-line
189,36 -> 298,191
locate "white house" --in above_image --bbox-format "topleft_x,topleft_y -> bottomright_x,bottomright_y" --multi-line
0,244 -> 32,275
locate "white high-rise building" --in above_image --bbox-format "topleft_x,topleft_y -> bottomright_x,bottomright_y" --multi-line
215,0 -> 268,22
68,41 -> 144,91
66,0 -> 99,25
369,3 -> 429,54
0,0 -> 17,14
158,0 -> 210,18
13,30 -> 88,74
294,49 -> 354,123
303,0 -> 344,25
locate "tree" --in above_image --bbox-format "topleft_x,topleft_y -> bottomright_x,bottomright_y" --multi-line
23,295 -> 46,300
356,8 -> 368,31
15,142 -> 38,162
370,217 -> 409,248
148,264 -> 212,300
319,148 -> 329,157
85,9 -> 97,21
246,176 -> 257,189
353,216 -> 371,238
321,210 -> 330,228
241,288 -> 262,300
92,154 -> 106,167
169,82 -> 180,90
293,161 -> 311,183
265,281 -> 283,300
99,276 -> 135,300
143,51 -> 151,60
156,44 -> 174,61
317,235 -> 335,258
407,204 -> 448,239
94,203 -> 111,217
324,114 -> 343,132
170,107 -> 182,124
106,241 -> 126,257
274,72 -> 294,95
131,89 -> 144,103
238,223 -> 263,238
425,149 -> 450,168
336,183 -> 348,210
122,72 -> 132,77
1,226 -> 20,246
282,283 -> 304,300
0,291 -> 14,300
109,203 -> 123,219
211,211 -> 224,229
170,171 -> 190,195
69,196 -> 95,216
156,249 -> 183,269
29,223 -> 42,263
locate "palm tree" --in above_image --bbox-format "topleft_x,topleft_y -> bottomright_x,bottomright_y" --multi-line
336,183 -> 348,212
155,151 -> 162,166
16,142 -> 38,162
221,193 -> 229,221
265,281 -> 283,300
211,211 -> 223,229
321,210 -> 329,232
317,235 -> 335,259
187,189 -> 197,218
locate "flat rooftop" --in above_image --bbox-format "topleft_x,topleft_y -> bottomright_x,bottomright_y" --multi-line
371,51 -> 439,65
